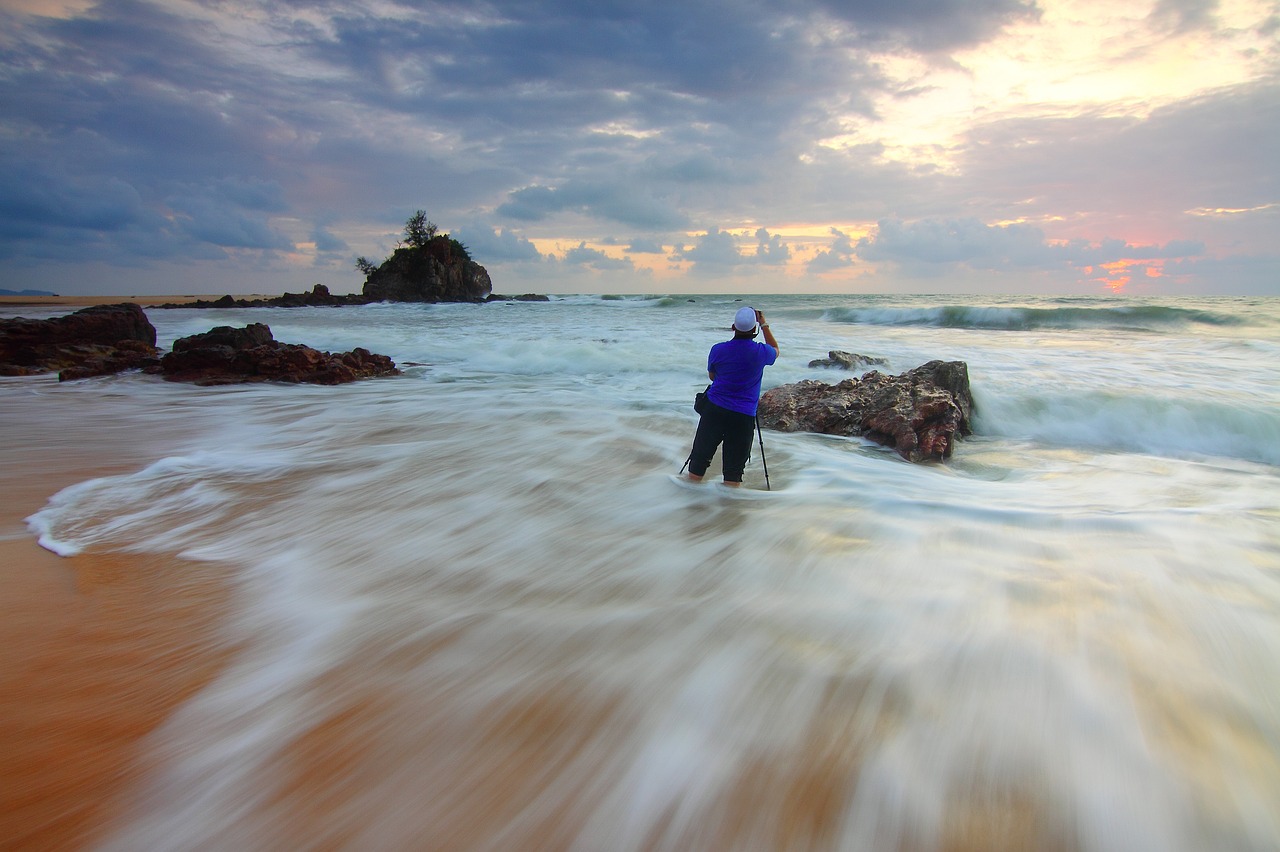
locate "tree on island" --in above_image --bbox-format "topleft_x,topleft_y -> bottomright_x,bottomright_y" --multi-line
402,210 -> 437,247
356,210 -> 473,275
356,209 -> 490,303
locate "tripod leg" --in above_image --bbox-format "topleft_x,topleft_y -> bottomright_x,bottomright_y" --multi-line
755,416 -> 770,490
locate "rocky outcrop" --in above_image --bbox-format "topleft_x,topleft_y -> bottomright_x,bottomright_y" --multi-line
151,284 -> 370,309
758,360 -> 975,461
807,350 -> 888,370
486,293 -> 550,302
0,303 -> 159,379
158,323 -> 399,386
362,239 -> 492,303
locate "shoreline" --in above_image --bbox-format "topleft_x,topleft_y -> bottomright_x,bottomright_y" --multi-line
0,294 -> 283,309
0,412 -> 234,848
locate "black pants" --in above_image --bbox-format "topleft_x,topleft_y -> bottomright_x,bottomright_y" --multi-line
688,400 -> 755,482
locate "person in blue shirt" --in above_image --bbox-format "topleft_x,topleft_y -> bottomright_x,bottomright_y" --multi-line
686,306 -> 780,486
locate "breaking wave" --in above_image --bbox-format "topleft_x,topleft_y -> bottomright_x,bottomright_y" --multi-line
973,388 -> 1280,468
821,304 -> 1246,332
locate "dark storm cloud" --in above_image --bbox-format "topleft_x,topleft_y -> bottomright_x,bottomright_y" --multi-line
2,0 -> 889,274
0,0 -> 327,263
0,170 -> 148,238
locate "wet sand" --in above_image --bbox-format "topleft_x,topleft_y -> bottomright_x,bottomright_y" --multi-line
0,417 -> 232,849
0,297 -> 290,847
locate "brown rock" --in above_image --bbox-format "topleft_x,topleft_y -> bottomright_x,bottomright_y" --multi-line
151,285 -> 372,310
758,360 -> 974,461
807,350 -> 888,370
159,324 -> 398,386
362,240 -> 492,303
171,323 -> 274,352
0,303 -> 159,378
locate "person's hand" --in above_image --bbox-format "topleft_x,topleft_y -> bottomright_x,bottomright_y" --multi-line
755,310 -> 766,325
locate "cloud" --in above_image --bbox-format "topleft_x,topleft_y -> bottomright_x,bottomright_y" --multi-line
856,218 -> 1055,267
311,225 -> 348,254
625,237 -> 666,254
453,225 -> 543,262
947,80 -> 1280,234
562,242 -> 634,271
0,0 -> 1273,295
672,228 -> 743,272
813,0 -> 1041,51
753,227 -> 790,265
498,180 -> 689,230
1156,252 -> 1280,295
807,228 -> 859,274
855,217 -> 1209,290
162,180 -> 294,251
0,169 -> 149,237
1149,0 -> 1219,32
672,226 -> 794,274
168,199 -> 293,251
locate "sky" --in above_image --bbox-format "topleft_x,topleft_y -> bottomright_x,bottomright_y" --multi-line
0,0 -> 1277,296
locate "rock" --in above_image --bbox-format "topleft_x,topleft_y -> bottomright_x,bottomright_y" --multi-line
171,323 -> 275,352
58,339 -> 161,381
486,293 -> 550,302
0,303 -> 159,378
808,350 -> 888,370
758,360 -> 975,462
151,284 -> 371,309
362,238 -> 492,303
158,324 -> 399,386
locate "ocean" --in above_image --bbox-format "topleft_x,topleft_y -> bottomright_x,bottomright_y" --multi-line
7,293 -> 1280,850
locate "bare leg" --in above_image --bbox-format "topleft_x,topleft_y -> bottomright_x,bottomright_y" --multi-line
687,473 -> 703,482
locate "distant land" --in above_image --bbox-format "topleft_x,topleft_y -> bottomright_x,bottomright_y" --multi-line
0,288 -> 58,296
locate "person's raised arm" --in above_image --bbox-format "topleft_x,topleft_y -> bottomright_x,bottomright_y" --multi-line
756,310 -> 779,355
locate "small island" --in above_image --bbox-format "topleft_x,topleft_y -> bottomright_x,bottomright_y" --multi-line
356,211 -> 492,303
152,210 -> 497,309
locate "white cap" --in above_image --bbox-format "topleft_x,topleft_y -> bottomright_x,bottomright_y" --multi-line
733,306 -> 757,332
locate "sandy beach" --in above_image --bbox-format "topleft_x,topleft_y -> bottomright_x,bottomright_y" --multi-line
0,291 -> 299,847
0,381 -> 233,850
0,299 -> 233,848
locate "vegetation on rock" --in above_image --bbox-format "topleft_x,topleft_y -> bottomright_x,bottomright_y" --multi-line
357,210 -> 491,303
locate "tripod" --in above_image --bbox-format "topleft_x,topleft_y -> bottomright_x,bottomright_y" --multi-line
679,415 -> 770,491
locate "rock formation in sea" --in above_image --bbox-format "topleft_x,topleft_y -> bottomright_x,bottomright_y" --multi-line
0,303 -> 397,386
361,236 -> 492,303
151,284 -> 370,309
0,303 -> 160,380
158,323 -> 399,386
486,293 -> 550,302
758,360 -> 975,461
807,350 -> 888,370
